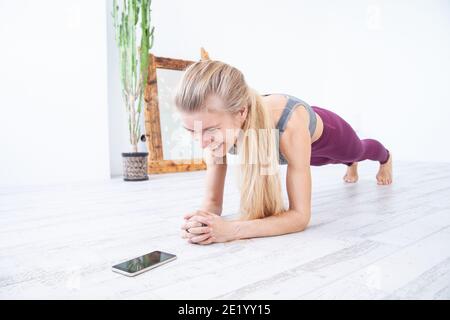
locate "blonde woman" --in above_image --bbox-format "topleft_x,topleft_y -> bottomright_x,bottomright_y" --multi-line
176,60 -> 393,245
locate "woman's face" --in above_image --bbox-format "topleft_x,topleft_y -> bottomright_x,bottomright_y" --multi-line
179,95 -> 247,158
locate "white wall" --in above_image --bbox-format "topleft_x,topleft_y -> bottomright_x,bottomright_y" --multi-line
108,0 -> 450,178
0,0 -> 110,187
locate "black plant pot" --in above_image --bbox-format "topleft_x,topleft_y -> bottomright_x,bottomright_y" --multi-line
121,152 -> 149,181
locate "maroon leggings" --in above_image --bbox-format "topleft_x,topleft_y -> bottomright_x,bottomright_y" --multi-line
310,106 -> 390,167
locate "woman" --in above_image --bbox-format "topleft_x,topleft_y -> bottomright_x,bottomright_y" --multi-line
175,60 -> 392,245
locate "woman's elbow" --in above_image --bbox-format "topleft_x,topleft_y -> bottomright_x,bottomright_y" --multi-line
294,221 -> 308,232
297,223 -> 309,232
293,211 -> 311,232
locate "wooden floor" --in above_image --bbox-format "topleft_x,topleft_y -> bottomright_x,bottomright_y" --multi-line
1,160 -> 449,300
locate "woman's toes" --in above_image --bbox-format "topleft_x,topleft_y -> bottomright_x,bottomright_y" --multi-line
343,174 -> 357,183
377,177 -> 389,185
343,163 -> 358,183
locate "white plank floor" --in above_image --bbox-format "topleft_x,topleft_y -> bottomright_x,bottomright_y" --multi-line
1,160 -> 450,300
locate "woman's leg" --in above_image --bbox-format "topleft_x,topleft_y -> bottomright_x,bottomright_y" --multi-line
311,106 -> 393,184
343,162 -> 359,183
342,138 -> 392,185
376,150 -> 393,185
314,109 -> 389,165
343,141 -> 392,185
342,136 -> 392,185
346,139 -> 389,165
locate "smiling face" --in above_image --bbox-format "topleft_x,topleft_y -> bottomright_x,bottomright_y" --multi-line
179,95 -> 248,158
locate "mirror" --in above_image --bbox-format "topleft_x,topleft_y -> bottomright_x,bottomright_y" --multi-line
143,48 -> 211,174
156,68 -> 203,161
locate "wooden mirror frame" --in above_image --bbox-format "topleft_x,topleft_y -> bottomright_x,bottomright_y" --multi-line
143,48 -> 211,174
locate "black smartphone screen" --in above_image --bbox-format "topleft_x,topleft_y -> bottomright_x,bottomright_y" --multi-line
113,251 -> 175,273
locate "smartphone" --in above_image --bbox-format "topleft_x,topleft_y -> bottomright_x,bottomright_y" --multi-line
112,250 -> 177,277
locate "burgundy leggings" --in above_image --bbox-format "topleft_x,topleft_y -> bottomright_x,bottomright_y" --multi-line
310,106 -> 390,167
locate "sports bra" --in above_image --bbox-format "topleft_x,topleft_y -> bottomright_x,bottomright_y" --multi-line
227,93 -> 317,165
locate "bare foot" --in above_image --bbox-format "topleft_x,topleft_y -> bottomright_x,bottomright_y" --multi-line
343,162 -> 359,183
376,151 -> 393,185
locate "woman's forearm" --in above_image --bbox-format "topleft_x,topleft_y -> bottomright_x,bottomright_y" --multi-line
232,209 -> 309,240
200,200 -> 223,215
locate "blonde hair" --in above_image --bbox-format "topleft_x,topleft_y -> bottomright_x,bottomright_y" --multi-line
174,60 -> 286,220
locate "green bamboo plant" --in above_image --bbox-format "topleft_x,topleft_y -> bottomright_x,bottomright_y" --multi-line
112,0 -> 155,153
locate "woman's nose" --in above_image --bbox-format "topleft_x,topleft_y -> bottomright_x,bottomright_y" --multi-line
201,135 -> 213,149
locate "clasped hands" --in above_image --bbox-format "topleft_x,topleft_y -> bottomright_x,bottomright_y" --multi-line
180,209 -> 238,245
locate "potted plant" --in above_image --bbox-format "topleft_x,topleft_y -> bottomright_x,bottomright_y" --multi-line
112,0 -> 155,181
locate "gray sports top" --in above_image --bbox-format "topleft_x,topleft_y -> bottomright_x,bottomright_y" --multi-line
228,93 -> 317,165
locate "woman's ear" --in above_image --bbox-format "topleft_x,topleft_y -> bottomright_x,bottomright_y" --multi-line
238,106 -> 248,123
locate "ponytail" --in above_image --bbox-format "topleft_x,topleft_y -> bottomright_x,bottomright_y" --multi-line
237,87 -> 286,220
